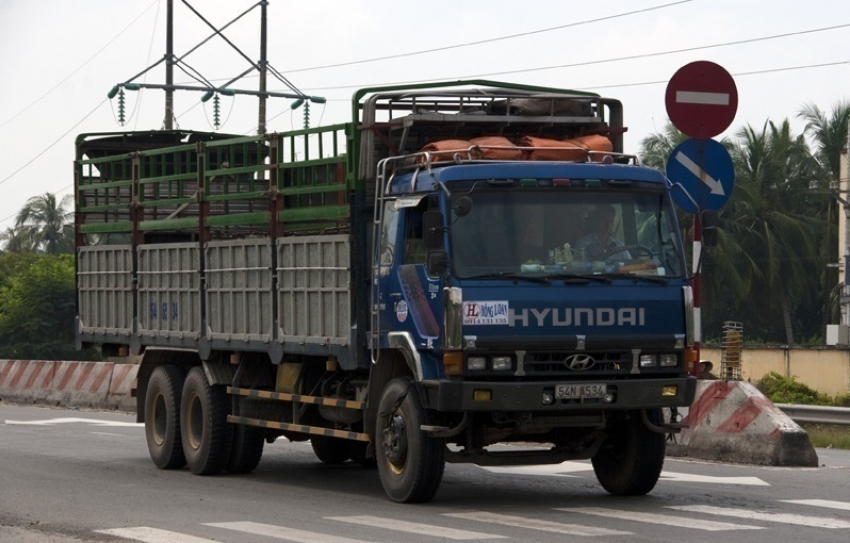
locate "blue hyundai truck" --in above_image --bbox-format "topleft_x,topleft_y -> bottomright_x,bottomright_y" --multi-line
75,80 -> 698,503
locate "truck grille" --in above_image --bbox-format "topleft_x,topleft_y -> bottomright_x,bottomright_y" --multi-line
523,351 -> 633,378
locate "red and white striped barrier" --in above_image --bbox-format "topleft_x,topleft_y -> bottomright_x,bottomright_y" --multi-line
0,359 -> 138,411
670,380 -> 818,466
0,360 -> 55,404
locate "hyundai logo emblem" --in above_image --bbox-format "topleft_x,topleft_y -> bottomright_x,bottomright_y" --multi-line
564,354 -> 595,371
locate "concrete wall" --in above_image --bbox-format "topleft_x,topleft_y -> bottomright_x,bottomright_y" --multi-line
702,347 -> 850,398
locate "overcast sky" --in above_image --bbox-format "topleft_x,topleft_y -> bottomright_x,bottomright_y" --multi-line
1,0 -> 848,231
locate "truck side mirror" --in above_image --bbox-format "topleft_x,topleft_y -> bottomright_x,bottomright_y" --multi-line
701,210 -> 718,248
422,211 -> 445,250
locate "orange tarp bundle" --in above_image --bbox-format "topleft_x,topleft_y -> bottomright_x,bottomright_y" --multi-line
418,140 -> 479,162
517,134 -> 613,162
469,136 -> 523,160
419,134 -> 612,162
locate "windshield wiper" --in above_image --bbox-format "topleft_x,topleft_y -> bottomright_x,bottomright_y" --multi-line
545,273 -> 612,284
462,272 -> 551,284
603,272 -> 669,285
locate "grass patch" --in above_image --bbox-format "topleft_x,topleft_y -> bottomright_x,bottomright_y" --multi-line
801,424 -> 850,450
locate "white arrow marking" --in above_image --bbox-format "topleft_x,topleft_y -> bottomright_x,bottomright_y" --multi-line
5,417 -> 141,427
677,90 -> 730,106
675,151 -> 725,195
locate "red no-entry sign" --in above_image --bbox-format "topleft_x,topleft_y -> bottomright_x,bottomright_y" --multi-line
665,61 -> 738,139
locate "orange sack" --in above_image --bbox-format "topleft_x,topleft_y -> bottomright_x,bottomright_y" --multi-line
517,134 -> 612,161
418,140 -> 478,162
469,136 -> 523,160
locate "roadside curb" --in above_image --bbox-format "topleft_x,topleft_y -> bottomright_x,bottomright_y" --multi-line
668,380 -> 818,466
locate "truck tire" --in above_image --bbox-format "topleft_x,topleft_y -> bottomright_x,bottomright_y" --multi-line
375,377 -> 445,503
311,436 -> 350,464
591,408 -> 665,495
349,441 -> 377,469
144,365 -> 186,469
180,366 -> 233,475
226,425 -> 265,474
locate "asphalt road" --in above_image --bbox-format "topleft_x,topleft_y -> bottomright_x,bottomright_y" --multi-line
2,403 -> 849,543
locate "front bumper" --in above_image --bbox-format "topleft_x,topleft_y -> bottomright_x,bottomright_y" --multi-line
422,376 -> 696,412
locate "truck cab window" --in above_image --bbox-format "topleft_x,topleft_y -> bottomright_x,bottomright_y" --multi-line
379,202 -> 399,266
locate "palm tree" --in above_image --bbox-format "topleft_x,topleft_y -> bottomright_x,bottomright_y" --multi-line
0,225 -> 38,253
727,120 -> 823,344
798,101 -> 850,329
15,193 -> 74,255
639,122 -> 690,171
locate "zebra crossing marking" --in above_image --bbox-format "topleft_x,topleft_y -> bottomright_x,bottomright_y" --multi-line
669,505 -> 850,529
444,511 -> 632,537
782,499 -> 850,512
206,521 -> 374,543
556,507 -> 763,531
96,527 -> 218,543
327,515 -> 504,540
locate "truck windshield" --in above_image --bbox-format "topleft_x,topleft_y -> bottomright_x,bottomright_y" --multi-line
450,186 -> 686,279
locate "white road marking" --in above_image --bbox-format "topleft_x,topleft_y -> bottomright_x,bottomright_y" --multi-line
480,462 -> 768,486
556,507 -> 762,531
5,417 -> 141,427
659,472 -> 769,486
328,515 -> 504,540
445,511 -> 631,537
206,521 -> 374,543
96,527 -> 217,543
670,505 -> 850,529
674,150 -> 725,195
676,90 -> 730,106
782,499 -> 850,511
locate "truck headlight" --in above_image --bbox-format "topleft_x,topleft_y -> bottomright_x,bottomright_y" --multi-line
659,353 -> 678,367
467,356 -> 487,371
492,356 -> 512,371
639,354 -> 657,368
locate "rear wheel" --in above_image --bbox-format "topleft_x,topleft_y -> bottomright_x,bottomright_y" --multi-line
226,425 -> 265,474
144,365 -> 186,469
375,377 -> 445,503
591,408 -> 665,495
311,436 -> 350,464
180,366 -> 232,475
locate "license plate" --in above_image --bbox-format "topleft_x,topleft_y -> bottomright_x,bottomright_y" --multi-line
555,383 -> 607,399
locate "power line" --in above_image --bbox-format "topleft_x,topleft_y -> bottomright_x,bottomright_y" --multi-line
281,0 -> 693,74
0,99 -> 108,190
291,22 -> 850,93
0,0 -> 159,131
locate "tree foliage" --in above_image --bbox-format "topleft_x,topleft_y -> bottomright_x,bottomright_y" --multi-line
0,253 -> 97,360
640,104 -> 848,345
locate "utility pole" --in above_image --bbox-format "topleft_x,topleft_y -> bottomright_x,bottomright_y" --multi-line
258,0 -> 268,135
164,0 -> 174,130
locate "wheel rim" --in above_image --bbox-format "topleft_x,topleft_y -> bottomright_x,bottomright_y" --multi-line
382,409 -> 408,475
186,391 -> 203,451
151,391 -> 166,446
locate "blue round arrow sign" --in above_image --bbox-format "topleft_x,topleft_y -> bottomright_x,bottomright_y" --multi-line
666,138 -> 735,213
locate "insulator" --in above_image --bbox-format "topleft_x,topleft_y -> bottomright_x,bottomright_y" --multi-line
213,93 -> 221,130
118,88 -> 126,126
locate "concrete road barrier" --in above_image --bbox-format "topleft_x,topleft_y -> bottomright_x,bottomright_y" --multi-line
0,359 -> 137,411
668,380 -> 818,467
0,359 -> 56,404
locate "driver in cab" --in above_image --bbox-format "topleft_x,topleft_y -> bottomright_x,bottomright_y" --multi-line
575,205 -> 632,262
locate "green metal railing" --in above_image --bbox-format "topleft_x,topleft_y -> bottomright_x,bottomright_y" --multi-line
76,124 -> 353,240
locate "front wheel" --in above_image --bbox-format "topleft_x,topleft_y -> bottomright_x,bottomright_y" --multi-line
375,377 -> 445,503
180,366 -> 233,475
591,408 -> 665,495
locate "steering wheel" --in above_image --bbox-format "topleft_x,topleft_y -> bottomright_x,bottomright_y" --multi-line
582,242 -> 653,260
